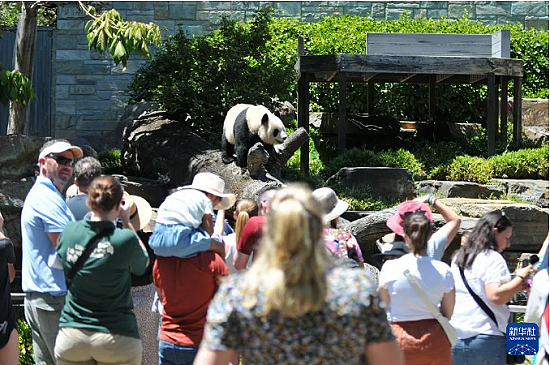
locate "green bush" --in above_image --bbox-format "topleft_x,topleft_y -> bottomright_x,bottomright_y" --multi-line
445,145 -> 549,183
129,11 -> 549,146
446,155 -> 495,183
491,147 -> 549,180
334,185 -> 398,211
18,319 -> 34,365
322,147 -> 425,181
98,148 -> 123,175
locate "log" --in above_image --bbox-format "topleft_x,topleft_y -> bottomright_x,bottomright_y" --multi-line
122,113 -> 308,203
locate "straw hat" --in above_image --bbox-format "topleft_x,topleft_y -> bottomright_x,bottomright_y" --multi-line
386,200 -> 433,237
312,187 -> 349,223
123,192 -> 153,231
178,172 -> 236,210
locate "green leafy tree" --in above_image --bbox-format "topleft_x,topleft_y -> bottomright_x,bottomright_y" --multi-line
2,1 -> 161,135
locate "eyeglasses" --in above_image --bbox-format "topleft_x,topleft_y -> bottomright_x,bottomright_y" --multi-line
46,154 -> 74,167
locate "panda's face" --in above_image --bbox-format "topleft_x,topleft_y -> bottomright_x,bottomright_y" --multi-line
261,113 -> 287,145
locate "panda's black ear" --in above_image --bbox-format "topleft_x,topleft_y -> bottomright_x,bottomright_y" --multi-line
261,113 -> 269,125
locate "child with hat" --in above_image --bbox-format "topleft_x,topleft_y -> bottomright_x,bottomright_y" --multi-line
149,172 -> 236,258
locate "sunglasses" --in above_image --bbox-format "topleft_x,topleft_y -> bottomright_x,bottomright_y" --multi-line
46,154 -> 74,167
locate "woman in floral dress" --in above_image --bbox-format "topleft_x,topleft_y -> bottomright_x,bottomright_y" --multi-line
194,184 -> 403,365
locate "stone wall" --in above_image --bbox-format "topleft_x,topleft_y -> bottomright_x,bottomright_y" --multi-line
53,1 -> 549,150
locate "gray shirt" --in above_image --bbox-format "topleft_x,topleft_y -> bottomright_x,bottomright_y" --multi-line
66,194 -> 89,221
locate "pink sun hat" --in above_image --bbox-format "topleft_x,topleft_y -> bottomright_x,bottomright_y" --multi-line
386,200 -> 433,237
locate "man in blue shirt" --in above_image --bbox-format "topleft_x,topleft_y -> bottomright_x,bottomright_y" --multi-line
21,139 -> 82,365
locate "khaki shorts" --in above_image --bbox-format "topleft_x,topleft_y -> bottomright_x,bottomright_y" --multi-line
24,292 -> 65,365
55,327 -> 142,365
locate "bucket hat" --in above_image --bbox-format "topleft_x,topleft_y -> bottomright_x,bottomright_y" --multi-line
387,200 -> 433,237
123,192 -> 153,231
373,240 -> 409,258
178,172 -> 236,210
312,187 -> 349,223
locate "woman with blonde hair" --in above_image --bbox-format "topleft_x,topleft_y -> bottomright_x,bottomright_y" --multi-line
213,199 -> 258,273
195,185 -> 403,365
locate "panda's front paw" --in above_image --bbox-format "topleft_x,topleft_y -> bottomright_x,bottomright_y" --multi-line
222,156 -> 235,164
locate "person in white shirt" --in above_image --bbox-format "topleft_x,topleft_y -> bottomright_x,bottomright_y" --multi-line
379,208 -> 455,365
450,210 -> 533,365
213,199 -> 258,274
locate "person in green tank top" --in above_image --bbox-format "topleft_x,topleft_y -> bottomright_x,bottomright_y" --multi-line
54,175 -> 150,365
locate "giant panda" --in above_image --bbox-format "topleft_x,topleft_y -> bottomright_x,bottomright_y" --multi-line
221,104 -> 287,168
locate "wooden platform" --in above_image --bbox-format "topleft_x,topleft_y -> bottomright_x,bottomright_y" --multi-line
296,32 -> 523,175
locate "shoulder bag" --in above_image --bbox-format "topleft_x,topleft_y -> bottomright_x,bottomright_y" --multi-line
65,228 -> 113,290
403,269 -> 459,347
458,267 -> 525,365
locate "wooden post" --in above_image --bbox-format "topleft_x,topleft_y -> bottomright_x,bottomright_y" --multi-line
429,75 -> 436,121
500,76 -> 508,138
487,74 -> 496,157
338,72 -> 347,154
367,81 -> 375,115
297,37 -> 309,176
513,77 -> 522,147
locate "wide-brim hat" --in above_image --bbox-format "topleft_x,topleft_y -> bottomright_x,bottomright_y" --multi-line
124,192 -> 153,231
312,187 -> 349,223
373,234 -> 409,258
38,141 -> 83,160
387,200 -> 433,237
178,172 -> 236,210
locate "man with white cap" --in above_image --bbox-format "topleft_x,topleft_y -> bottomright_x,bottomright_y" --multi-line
21,139 -> 83,365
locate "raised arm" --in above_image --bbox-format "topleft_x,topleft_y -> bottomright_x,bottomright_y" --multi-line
415,195 -> 461,248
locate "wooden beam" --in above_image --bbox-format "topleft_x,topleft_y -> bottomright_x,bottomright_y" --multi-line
399,73 -> 417,82
513,77 -> 522,147
487,74 -> 497,157
298,72 -> 310,176
436,74 -> 453,83
367,81 -> 375,114
500,77 -> 509,139
298,54 -> 523,77
325,71 -> 337,82
429,75 -> 435,121
297,37 -> 309,176
363,72 -> 378,81
338,72 -> 347,154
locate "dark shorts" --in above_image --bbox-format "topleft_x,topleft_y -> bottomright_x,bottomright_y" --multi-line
0,303 -> 15,350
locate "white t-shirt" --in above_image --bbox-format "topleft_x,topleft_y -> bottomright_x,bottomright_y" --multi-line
223,233 -> 238,274
450,250 -> 511,338
156,189 -> 213,228
427,228 -> 448,261
379,253 -> 454,322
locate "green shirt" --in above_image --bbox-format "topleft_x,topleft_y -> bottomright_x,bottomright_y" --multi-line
56,219 -> 149,339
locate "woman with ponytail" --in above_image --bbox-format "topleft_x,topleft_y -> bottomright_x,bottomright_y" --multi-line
213,199 -> 258,273
54,176 -> 149,365
379,202 -> 455,365
195,185 -> 403,365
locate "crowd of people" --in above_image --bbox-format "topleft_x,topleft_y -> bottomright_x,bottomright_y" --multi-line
0,138 -> 548,365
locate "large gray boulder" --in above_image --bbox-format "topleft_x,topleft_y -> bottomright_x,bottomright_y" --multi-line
418,180 -> 505,199
326,167 -> 416,201
0,135 -> 47,179
491,179 -> 549,208
441,198 -> 548,253
0,177 -> 35,249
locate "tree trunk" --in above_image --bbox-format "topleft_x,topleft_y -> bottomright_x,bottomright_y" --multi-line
8,2 -> 38,135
